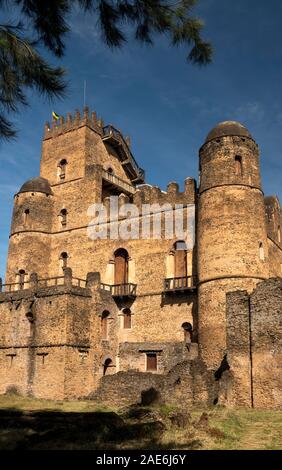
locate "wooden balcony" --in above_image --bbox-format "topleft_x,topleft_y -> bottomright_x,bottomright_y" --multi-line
163,276 -> 197,293
102,169 -> 136,195
100,282 -> 137,298
102,125 -> 145,184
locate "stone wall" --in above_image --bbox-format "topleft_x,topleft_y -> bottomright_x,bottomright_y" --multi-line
0,276 -> 94,399
118,341 -> 198,374
265,196 -> 282,277
91,358 -> 214,408
225,278 -> 282,409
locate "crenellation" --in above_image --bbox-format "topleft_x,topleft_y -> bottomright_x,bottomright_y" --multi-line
66,112 -> 72,124
74,108 -> 81,124
43,108 -> 103,141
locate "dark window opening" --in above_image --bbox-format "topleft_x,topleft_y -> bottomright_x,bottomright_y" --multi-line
58,159 -> 67,180
123,308 -> 132,329
18,269 -> 25,289
101,310 -> 110,340
60,252 -> 68,269
60,209 -> 67,227
24,209 -> 30,225
235,156 -> 243,176
103,357 -> 112,375
182,322 -> 192,343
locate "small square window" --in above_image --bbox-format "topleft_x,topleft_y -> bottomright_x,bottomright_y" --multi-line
146,353 -> 157,371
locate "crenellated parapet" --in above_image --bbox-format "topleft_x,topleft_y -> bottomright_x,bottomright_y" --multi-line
44,106 -> 103,140
133,178 -> 196,207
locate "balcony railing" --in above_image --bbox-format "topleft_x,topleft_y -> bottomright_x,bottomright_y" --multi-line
100,282 -> 137,298
0,281 -> 29,293
102,125 -> 145,183
0,271 -> 87,293
164,276 -> 196,293
102,169 -> 136,195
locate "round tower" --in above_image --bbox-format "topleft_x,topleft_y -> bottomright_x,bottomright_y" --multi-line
197,121 -> 269,369
5,177 -> 54,283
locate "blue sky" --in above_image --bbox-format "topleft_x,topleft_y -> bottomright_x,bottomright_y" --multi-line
0,0 -> 282,278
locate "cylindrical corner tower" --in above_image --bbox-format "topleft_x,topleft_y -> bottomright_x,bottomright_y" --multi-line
197,121 -> 269,369
5,177 -> 53,283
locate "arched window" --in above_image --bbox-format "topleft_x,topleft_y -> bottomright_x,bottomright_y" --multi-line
182,322 -> 192,343
259,242 -> 265,261
114,248 -> 129,285
235,156 -> 243,176
59,209 -> 67,227
101,310 -> 110,340
103,358 -> 112,375
123,308 -> 132,329
278,225 -> 281,243
18,269 -> 26,289
174,241 -> 187,279
23,209 -> 30,225
60,252 -> 68,270
58,159 -> 67,180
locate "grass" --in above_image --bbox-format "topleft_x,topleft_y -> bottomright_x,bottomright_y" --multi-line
0,394 -> 281,450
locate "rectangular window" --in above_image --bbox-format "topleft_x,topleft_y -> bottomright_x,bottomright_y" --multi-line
146,353 -> 157,371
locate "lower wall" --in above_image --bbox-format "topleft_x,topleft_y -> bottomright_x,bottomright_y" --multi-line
91,358 -> 216,408
225,278 -> 282,409
0,346 -> 66,399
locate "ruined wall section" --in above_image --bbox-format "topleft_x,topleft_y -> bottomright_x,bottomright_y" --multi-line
265,196 -> 282,277
225,278 -> 282,409
0,277 -> 97,400
250,278 -> 282,409
225,290 -> 252,407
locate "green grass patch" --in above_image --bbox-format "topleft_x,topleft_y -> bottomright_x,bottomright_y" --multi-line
0,394 -> 281,450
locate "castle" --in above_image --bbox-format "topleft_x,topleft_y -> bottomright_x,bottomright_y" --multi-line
0,108 -> 281,409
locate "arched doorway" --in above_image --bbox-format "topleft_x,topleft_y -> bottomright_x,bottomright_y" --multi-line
103,358 -> 112,375
101,310 -> 110,340
182,322 -> 192,343
123,308 -> 132,329
114,248 -> 129,285
174,241 -> 187,287
18,269 -> 26,289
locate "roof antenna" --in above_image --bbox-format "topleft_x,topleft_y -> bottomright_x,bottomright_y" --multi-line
83,80 -> 87,107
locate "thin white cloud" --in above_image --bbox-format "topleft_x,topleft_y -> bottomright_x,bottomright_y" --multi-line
0,183 -> 18,195
233,101 -> 265,123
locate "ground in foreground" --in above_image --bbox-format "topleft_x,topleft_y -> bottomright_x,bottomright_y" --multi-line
0,394 -> 281,450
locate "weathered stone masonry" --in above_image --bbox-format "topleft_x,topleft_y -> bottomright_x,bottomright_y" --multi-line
0,112 -> 281,408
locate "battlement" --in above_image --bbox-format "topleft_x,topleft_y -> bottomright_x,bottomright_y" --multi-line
44,106 -> 102,140
133,178 -> 196,206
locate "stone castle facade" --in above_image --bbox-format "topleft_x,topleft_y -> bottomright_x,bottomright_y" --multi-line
0,108 -> 281,408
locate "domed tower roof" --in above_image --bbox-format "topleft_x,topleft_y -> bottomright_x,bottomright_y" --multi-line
18,177 -> 53,195
205,121 -> 252,143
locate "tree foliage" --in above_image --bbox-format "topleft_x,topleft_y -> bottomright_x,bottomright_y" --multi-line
0,0 -> 212,139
